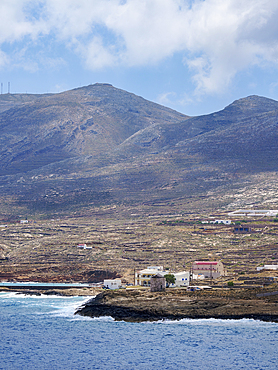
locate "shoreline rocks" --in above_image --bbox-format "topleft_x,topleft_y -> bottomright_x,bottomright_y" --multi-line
75,288 -> 278,323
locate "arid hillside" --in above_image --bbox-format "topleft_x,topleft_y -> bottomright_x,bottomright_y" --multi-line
0,85 -> 277,220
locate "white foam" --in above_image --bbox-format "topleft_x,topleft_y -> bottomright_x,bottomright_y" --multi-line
48,296 -> 93,318
69,315 -> 115,322
0,292 -> 94,320
0,291 -> 27,299
146,317 -> 278,327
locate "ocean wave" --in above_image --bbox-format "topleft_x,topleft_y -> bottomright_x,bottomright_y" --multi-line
69,315 -> 115,322
48,296 -> 93,318
0,291 -> 93,300
144,317 -> 278,326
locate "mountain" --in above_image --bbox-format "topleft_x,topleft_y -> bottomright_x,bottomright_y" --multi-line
0,83 -> 187,175
0,85 -> 278,218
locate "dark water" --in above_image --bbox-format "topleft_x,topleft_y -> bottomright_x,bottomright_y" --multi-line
0,292 -> 277,369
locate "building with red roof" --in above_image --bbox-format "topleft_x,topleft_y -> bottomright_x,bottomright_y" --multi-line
192,261 -> 225,279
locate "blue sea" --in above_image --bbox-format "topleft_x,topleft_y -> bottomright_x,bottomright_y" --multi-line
0,292 -> 277,370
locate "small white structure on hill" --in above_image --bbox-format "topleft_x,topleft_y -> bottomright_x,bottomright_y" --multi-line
77,244 -> 92,249
211,219 -> 231,225
257,265 -> 278,271
228,209 -> 278,217
103,279 -> 122,289
202,220 -> 231,225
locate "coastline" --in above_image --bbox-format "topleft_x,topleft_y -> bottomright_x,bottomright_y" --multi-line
0,285 -> 101,297
1,284 -> 278,323
75,288 -> 278,323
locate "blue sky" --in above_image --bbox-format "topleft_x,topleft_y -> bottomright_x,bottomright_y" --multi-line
1,0 -> 278,116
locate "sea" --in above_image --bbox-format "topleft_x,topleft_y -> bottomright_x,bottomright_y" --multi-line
0,292 -> 277,370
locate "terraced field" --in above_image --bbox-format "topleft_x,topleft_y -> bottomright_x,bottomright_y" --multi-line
1,213 -> 277,284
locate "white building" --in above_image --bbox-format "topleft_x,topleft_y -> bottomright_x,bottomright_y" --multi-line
192,261 -> 225,279
135,266 -> 190,287
211,219 -> 231,225
77,244 -> 91,249
103,279 -> 122,289
135,267 -> 163,287
228,209 -> 278,217
257,265 -> 278,271
172,271 -> 190,287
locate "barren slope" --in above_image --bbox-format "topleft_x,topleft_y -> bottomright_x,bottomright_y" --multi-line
0,87 -> 277,217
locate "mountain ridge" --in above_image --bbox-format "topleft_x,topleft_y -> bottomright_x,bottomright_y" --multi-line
0,85 -> 277,218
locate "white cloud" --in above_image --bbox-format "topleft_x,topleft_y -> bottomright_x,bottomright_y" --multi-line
1,0 -> 278,95
157,92 -> 177,107
0,49 -> 8,68
79,36 -> 117,69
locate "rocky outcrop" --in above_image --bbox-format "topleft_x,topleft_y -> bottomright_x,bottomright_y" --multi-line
75,288 -> 278,323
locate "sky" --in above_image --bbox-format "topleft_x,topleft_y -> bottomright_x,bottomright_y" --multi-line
1,0 -> 278,116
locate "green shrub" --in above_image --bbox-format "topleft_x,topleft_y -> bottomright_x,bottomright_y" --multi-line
164,274 -> 176,287
227,281 -> 234,287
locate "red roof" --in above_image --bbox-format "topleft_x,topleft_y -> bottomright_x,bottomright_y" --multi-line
194,261 -> 218,265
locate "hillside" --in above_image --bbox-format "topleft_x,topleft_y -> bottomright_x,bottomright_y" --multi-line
0,83 -> 187,175
0,86 -> 278,218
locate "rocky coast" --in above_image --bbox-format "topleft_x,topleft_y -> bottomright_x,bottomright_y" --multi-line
0,285 -> 101,296
75,287 -> 278,323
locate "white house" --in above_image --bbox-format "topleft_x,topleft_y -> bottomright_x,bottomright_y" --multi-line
257,265 -> 278,271
202,220 -> 231,225
77,244 -> 90,249
135,266 -> 190,287
211,219 -> 231,225
171,271 -> 190,287
103,279 -> 122,289
135,266 -> 163,286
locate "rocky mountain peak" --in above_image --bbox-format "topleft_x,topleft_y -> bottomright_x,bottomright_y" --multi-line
223,95 -> 278,116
